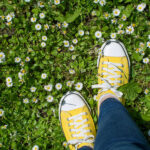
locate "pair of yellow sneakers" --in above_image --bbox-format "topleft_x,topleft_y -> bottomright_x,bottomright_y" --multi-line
59,39 -> 130,150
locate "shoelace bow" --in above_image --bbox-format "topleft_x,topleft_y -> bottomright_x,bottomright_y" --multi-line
67,112 -> 94,150
92,61 -> 124,98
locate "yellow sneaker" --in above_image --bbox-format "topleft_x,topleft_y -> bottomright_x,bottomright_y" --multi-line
92,39 -> 130,116
59,91 -> 96,150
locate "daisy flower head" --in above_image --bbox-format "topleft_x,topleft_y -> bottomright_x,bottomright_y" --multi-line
118,24 -> 123,29
42,36 -> 47,41
46,95 -> 54,102
41,73 -> 47,79
0,15 -> 5,20
25,57 -> 30,62
1,125 -> 8,129
126,26 -> 134,34
38,1 -> 44,8
104,12 -> 110,19
122,14 -> 127,21
99,0 -> 106,6
72,39 -> 78,44
6,14 -> 12,22
139,42 -> 144,48
44,24 -> 49,30
18,72 -> 24,79
78,30 -> 84,36
0,52 -> 5,60
32,145 -> 39,150
72,55 -> 76,60
0,109 -> 4,117
137,3 -> 146,12
66,81 -> 74,87
44,84 -> 53,92
23,98 -> 29,104
69,45 -> 75,51
69,69 -> 75,74
94,0 -> 99,3
113,9 -> 120,16
63,141 -> 67,148
93,95 -> 99,101
95,31 -> 102,38
147,41 -> 150,48
39,13 -> 45,19
6,21 -> 12,26
85,31 -> 90,35
41,42 -> 46,47
35,23 -> 42,30
15,57 -> 21,63
117,30 -> 124,34
91,10 -> 96,16
32,98 -> 38,103
56,22 -> 61,28
54,0 -> 60,5
10,12 -> 15,18
111,19 -> 117,24
6,82 -> 13,87
75,82 -> 83,91
30,87 -> 36,92
110,33 -> 116,39
143,58 -> 149,64
55,83 -> 62,90
62,21 -> 68,28
144,89 -> 149,95
63,40 -> 69,47
6,77 -> 12,83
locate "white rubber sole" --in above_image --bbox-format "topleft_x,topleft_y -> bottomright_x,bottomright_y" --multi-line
97,39 -> 131,69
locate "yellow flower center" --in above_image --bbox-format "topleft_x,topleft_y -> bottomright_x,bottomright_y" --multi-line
0,111 -> 2,114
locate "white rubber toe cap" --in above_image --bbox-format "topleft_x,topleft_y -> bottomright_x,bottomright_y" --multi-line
61,93 -> 85,111
103,41 -> 126,57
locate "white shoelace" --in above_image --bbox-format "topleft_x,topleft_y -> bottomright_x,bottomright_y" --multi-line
67,112 -> 94,150
92,61 -> 124,98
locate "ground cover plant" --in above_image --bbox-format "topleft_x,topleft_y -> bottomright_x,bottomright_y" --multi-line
0,0 -> 150,149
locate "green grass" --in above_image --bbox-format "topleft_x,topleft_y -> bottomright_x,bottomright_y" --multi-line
0,0 -> 150,149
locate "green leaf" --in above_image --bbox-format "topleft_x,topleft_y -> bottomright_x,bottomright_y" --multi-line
132,52 -> 143,62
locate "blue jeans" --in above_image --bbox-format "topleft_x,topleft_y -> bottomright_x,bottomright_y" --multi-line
78,98 -> 150,150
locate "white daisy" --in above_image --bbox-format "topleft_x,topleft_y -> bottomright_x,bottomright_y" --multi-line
104,12 -> 110,19
126,26 -> 134,34
42,36 -> 47,41
147,41 -> 150,48
41,73 -> 47,79
55,83 -> 62,90
99,0 -> 106,6
110,33 -> 116,39
139,42 -> 144,48
44,24 -> 49,30
144,89 -> 149,95
38,1 -> 44,8
143,58 -> 149,64
91,10 -> 96,16
32,145 -> 39,150
94,0 -> 99,3
95,31 -> 102,38
25,57 -> 30,62
54,0 -> 60,5
0,15 -> 5,20
23,98 -> 29,104
39,13 -> 45,19
66,81 -> 74,87
46,95 -> 54,102
69,45 -> 74,51
31,17 -> 37,22
0,109 -> 4,117
10,12 -> 15,18
111,19 -> 117,24
35,24 -> 42,30
72,55 -> 76,60
137,3 -> 146,12
63,40 -> 69,47
118,24 -> 123,29
5,14 -> 12,22
6,82 -> 13,87
122,14 -> 127,21
62,21 -> 68,28
75,82 -> 83,91
6,77 -> 12,83
1,125 -> 8,129
0,52 -> 5,60
85,31 -> 89,35
18,72 -> 24,79
113,9 -> 120,16
72,39 -> 78,44
44,84 -> 53,91
15,57 -> 21,63
30,87 -> 36,92
32,98 -> 38,103
117,30 -> 124,34
41,42 -> 46,47
93,95 -> 98,101
63,141 -> 67,148
78,30 -> 84,36
69,69 -> 75,74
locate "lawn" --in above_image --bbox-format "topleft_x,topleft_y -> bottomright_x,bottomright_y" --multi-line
0,0 -> 150,149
